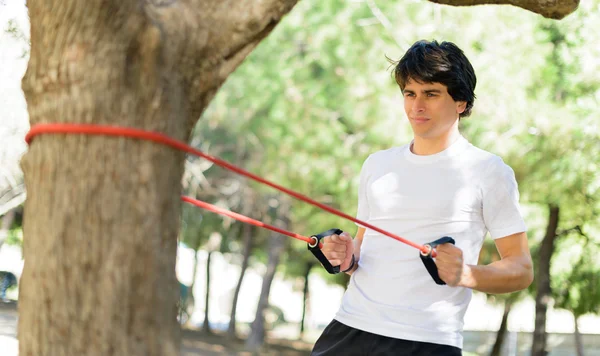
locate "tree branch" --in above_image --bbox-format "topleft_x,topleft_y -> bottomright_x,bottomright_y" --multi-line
142,0 -> 300,128
428,0 -> 579,20
365,0 -> 410,49
556,225 -> 587,238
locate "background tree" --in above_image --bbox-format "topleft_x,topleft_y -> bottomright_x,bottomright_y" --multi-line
517,12 -> 599,355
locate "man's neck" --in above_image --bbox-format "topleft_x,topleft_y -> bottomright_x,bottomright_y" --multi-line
411,129 -> 461,156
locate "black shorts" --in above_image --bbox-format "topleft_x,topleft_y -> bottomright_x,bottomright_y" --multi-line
311,319 -> 462,356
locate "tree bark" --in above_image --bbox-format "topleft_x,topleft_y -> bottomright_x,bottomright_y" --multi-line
246,216 -> 288,350
428,0 -> 579,19
299,262 -> 314,340
228,223 -> 253,339
20,1 -> 298,355
574,314 -> 584,356
490,299 -> 513,356
532,205 -> 560,356
0,209 -> 16,251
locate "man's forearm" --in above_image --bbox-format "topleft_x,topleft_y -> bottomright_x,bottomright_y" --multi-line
459,256 -> 533,294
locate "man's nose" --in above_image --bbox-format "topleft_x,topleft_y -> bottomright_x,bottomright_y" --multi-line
412,97 -> 426,113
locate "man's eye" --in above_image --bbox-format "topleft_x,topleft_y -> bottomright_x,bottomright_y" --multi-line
427,93 -> 437,97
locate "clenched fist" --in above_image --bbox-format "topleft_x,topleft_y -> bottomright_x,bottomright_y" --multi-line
321,232 -> 355,271
435,243 -> 464,286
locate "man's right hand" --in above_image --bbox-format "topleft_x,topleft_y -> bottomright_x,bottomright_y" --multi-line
321,232 -> 355,271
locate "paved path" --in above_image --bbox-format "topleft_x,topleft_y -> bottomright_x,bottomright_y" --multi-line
0,302 -> 310,356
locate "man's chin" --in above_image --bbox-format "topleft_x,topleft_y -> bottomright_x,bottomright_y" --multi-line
411,128 -> 434,138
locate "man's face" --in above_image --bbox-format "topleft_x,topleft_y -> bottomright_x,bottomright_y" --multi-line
402,79 -> 466,139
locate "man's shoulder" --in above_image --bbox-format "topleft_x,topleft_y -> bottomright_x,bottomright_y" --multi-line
463,143 -> 515,179
464,142 -> 505,166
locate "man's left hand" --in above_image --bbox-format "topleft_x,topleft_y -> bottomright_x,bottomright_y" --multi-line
435,243 -> 465,287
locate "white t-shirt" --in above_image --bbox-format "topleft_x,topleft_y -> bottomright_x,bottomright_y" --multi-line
334,135 -> 527,349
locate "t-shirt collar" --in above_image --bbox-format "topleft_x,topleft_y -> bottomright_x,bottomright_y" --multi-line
403,135 -> 470,164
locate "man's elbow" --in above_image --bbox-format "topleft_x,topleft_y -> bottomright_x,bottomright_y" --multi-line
517,259 -> 534,291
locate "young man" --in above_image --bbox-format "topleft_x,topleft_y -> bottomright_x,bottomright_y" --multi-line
311,40 -> 533,355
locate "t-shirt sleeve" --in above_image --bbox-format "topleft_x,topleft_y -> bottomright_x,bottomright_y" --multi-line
355,155 -> 372,228
482,158 -> 527,239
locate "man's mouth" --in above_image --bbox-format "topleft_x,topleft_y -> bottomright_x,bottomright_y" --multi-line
411,117 -> 430,124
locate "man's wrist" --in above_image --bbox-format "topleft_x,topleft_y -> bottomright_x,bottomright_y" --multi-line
458,264 -> 475,289
342,254 -> 357,274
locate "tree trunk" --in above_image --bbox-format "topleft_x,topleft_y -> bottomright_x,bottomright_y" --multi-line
228,224 -> 253,339
0,209 -> 16,251
532,205 -> 560,356
202,251 -> 213,334
19,1 -> 298,355
490,299 -> 513,356
299,262 -> 314,340
574,314 -> 584,356
246,224 -> 288,350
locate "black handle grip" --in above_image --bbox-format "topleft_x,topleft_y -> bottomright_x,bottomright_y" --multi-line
308,228 -> 343,274
419,236 -> 456,285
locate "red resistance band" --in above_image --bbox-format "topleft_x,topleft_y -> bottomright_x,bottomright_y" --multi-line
25,123 -> 435,258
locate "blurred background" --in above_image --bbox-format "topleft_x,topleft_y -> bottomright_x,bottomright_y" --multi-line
1,0 -> 599,355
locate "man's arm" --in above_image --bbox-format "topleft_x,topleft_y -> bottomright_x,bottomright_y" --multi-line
436,232 -> 533,293
344,227 -> 365,275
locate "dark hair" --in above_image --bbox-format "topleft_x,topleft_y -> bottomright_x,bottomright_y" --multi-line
392,40 -> 477,118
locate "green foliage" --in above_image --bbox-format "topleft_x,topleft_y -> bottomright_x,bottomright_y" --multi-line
4,227 -> 22,247
513,5 -> 600,324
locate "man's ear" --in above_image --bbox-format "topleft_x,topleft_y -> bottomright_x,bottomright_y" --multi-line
456,101 -> 467,114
